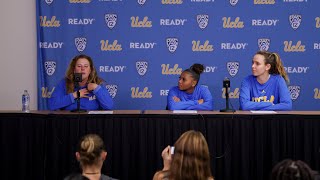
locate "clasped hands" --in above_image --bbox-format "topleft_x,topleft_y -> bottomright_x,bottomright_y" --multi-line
173,96 -> 204,104
73,83 -> 98,99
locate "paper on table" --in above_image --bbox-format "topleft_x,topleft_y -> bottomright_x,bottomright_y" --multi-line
88,111 -> 114,114
173,110 -> 198,114
250,111 -> 277,114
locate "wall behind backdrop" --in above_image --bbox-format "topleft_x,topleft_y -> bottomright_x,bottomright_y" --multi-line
37,0 -> 320,110
0,0 -> 37,111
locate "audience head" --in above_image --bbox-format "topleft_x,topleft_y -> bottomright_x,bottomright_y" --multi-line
76,134 -> 107,169
179,64 -> 204,91
170,130 -> 212,180
271,159 -> 315,180
253,51 -> 289,83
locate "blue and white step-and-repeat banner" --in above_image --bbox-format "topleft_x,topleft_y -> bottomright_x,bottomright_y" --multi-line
37,0 -> 320,110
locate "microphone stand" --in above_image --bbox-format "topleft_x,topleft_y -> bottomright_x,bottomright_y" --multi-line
71,78 -> 87,113
220,78 -> 235,112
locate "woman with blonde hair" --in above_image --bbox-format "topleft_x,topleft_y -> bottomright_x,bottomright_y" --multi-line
49,54 -> 113,111
64,134 -> 117,180
240,51 -> 292,110
153,130 -> 214,180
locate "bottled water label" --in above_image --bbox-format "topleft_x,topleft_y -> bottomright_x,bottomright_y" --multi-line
22,90 -> 30,112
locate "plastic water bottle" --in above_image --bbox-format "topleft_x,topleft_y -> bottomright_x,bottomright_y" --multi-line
22,90 -> 30,113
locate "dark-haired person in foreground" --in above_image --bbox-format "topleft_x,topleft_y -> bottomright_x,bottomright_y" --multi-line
271,159 -> 320,180
167,63 -> 213,110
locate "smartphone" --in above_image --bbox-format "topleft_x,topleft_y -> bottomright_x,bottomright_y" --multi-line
170,146 -> 175,155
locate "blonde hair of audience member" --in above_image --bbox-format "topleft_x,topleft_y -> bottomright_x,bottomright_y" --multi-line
76,134 -> 107,179
154,130 -> 213,180
271,159 -> 315,180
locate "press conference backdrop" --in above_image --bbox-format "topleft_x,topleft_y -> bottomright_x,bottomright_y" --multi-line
37,0 -> 320,110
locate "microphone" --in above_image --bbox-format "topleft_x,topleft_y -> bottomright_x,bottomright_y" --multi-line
71,73 -> 86,113
220,77 -> 235,112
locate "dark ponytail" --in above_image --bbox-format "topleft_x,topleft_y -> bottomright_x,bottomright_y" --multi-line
184,63 -> 204,85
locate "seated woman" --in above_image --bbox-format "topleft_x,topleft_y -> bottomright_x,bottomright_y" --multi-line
167,63 -> 213,110
64,134 -> 117,180
153,130 -> 214,180
49,54 -> 113,111
240,51 -> 292,111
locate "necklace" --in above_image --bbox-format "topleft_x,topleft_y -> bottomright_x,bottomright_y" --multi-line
84,172 -> 100,175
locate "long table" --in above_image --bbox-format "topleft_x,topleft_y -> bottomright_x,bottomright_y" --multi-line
0,110 -> 319,180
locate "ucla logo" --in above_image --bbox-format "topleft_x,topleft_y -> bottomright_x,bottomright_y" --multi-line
227,61 -> 239,77
136,61 -> 148,76
166,38 -> 179,53
69,0 -> 91,3
105,14 -> 117,29
254,0 -> 275,4
314,88 -> 320,99
138,0 -> 147,5
284,41 -> 305,52
75,37 -> 87,52
197,15 -> 209,29
100,40 -> 122,51
131,87 -> 152,98
222,17 -> 244,28
161,64 -> 182,75
40,16 -> 60,27
315,17 -> 320,28
258,38 -> 270,51
42,87 -> 55,98
106,84 -> 118,99
289,14 -> 301,30
230,0 -> 238,6
45,61 -> 56,76
131,16 -> 152,28
288,86 -> 300,101
192,40 -> 213,52
45,0 -> 54,5
162,0 -> 183,4
222,88 -> 239,98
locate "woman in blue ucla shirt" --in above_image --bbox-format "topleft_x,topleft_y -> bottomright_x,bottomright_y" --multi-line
49,54 -> 113,111
240,51 -> 292,111
167,64 -> 213,110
